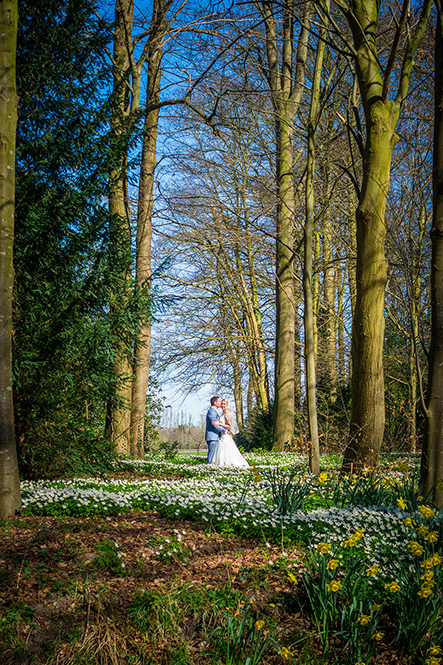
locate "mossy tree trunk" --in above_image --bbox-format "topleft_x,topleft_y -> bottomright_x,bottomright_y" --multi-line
340,0 -> 432,472
108,0 -> 134,455
130,0 -> 168,458
0,0 -> 21,517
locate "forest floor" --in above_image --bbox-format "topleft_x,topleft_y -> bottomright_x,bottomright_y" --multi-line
1,476 -> 415,665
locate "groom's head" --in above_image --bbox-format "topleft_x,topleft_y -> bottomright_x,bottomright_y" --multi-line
210,396 -> 221,407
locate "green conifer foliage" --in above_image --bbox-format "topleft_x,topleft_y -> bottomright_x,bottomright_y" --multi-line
13,0 -> 124,477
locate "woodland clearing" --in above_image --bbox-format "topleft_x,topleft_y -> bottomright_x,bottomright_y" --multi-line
1,452 -> 442,664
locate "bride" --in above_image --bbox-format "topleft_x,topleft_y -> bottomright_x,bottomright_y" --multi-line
212,399 -> 249,468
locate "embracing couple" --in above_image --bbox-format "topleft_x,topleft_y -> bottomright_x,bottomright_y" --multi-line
205,396 -> 249,468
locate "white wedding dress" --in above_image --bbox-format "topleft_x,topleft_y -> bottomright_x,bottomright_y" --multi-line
212,414 -> 249,468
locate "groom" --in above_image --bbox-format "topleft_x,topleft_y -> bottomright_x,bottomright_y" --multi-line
205,396 -> 230,463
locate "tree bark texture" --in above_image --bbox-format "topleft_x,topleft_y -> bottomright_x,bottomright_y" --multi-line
257,0 -> 311,450
233,337 -> 243,428
130,0 -> 166,458
304,0 -> 328,474
0,0 -> 21,517
421,0 -> 443,507
321,158 -> 337,396
341,0 -> 431,472
344,102 -> 397,470
109,0 -> 134,455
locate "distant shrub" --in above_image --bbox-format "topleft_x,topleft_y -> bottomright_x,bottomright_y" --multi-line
235,403 -> 274,452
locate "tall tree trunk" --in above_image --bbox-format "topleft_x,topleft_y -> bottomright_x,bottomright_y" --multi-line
348,196 -> 357,319
322,160 -> 336,396
247,366 -> 254,416
233,337 -> 243,428
336,264 -> 346,384
341,0 -> 432,472
408,321 -> 417,452
244,191 -> 270,406
312,229 -> 320,362
108,0 -> 134,455
273,109 -> 297,449
421,0 -> 443,507
408,201 -> 426,453
344,105 -> 396,469
304,0 -> 328,474
257,0 -> 311,450
294,286 -> 302,407
130,0 -> 166,458
0,0 -> 21,517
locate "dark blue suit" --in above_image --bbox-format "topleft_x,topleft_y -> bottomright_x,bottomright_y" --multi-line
205,406 -> 225,463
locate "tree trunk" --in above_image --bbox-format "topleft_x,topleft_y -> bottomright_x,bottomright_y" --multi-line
322,160 -> 336,396
130,0 -> 166,458
244,195 -> 269,407
304,0 -> 328,474
257,0 -> 311,451
109,0 -> 134,455
233,337 -> 243,428
336,264 -> 346,384
421,0 -> 443,507
343,103 -> 397,470
408,322 -> 417,452
247,367 -> 254,416
408,201 -> 426,453
341,0 -> 431,472
0,0 -> 21,517
274,113 -> 297,449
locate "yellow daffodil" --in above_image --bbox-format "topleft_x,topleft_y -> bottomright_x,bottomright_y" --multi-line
418,495 -> 425,502
426,531 -> 438,543
397,497 -> 407,510
404,518 -> 415,527
422,552 -> 443,568
421,557 -> 434,570
398,463 -> 409,473
326,559 -> 339,570
356,614 -> 371,625
366,565 -> 379,576
429,645 -> 443,656
419,505 -> 435,519
372,631 -> 384,641
344,537 -> 357,548
417,525 -> 429,536
287,572 -> 298,584
418,585 -> 434,598
408,541 -> 425,556
354,529 -> 365,540
318,472 -> 328,484
326,580 -> 342,593
426,658 -> 442,665
370,603 -> 381,612
256,620 -> 265,630
384,581 -> 400,593
421,570 -> 435,582
280,646 -> 292,660
315,542 -> 331,554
